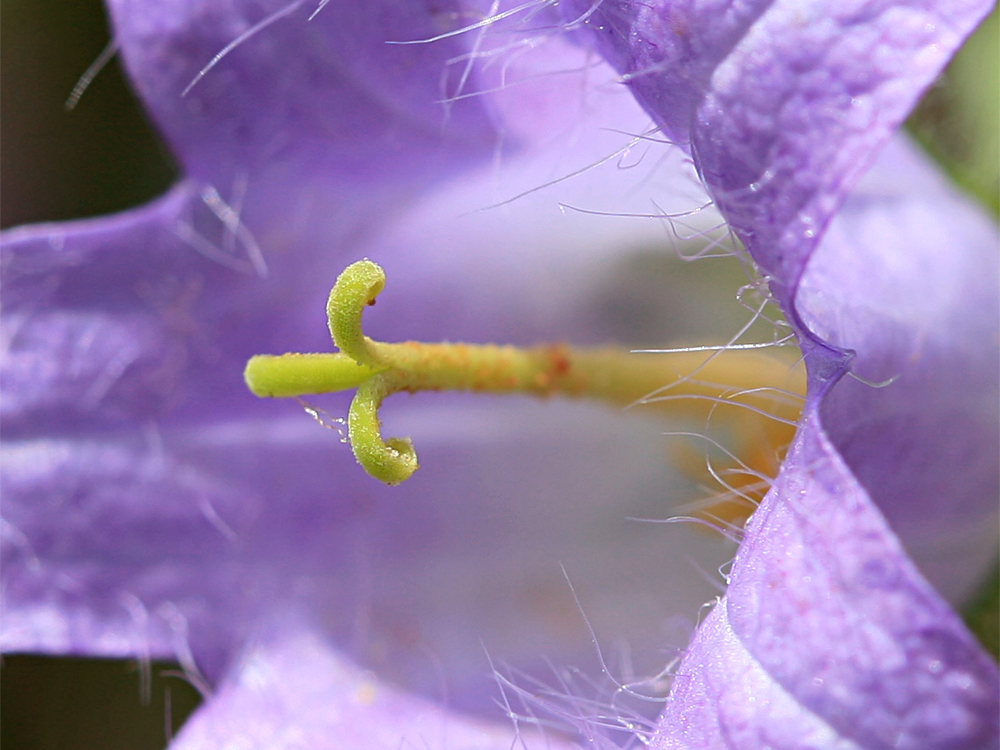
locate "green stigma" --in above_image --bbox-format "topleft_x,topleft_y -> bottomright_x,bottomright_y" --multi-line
245,259 -> 805,495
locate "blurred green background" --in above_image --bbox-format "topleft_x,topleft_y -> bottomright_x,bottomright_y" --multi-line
1,0 -> 176,229
1,2 -> 996,748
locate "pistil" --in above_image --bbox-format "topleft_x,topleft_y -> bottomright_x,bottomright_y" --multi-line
246,260 -> 805,506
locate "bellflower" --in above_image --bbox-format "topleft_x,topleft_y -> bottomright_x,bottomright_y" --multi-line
2,1 -> 997,749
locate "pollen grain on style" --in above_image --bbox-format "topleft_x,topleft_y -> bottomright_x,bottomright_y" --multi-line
245,259 -> 805,522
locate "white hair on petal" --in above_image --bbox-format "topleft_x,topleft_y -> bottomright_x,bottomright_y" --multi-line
181,0 -> 306,97
65,39 -> 119,111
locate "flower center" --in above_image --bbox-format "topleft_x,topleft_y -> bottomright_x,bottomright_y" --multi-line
245,260 -> 804,523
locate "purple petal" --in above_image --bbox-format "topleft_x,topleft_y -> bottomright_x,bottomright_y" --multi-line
568,0 -> 994,299
652,144 -> 1000,743
105,0 -> 499,197
169,623 -> 581,750
656,411 -> 999,749
798,136 -> 1000,601
564,0 -> 999,746
729,420 -> 998,749
652,599 -> 861,749
694,1 -> 990,298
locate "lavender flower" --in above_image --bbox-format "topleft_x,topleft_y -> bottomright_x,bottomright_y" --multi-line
2,2 -> 997,748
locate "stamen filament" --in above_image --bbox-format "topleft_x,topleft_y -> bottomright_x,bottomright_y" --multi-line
245,259 -> 805,488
